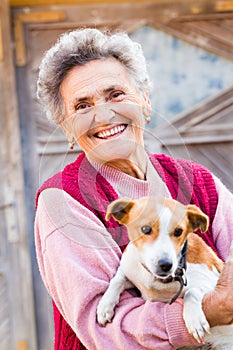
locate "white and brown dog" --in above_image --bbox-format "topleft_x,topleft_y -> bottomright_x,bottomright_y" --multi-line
97,197 -> 233,350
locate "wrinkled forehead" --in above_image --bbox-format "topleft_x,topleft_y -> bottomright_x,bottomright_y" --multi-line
61,58 -> 135,90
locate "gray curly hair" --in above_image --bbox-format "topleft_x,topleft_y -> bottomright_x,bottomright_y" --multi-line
37,28 -> 152,124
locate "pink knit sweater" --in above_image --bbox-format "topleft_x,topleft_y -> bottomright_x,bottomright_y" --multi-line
35,153 -> 233,349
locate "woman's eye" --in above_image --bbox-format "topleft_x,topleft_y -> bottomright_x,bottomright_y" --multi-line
174,228 -> 183,237
111,91 -> 125,100
75,102 -> 90,111
141,225 -> 152,235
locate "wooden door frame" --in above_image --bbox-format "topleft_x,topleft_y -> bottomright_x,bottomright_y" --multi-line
0,1 -> 37,349
8,0 -> 233,12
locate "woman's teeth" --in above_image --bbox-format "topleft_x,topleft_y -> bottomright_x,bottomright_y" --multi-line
95,124 -> 126,139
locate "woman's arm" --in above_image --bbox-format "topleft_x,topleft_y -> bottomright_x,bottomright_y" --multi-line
202,176 -> 233,328
211,175 -> 233,260
202,242 -> 233,327
35,188 -> 198,350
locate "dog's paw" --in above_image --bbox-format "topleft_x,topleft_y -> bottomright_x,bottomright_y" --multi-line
183,307 -> 210,343
96,297 -> 116,327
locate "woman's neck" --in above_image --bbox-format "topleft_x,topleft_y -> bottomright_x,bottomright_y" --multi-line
104,159 -> 145,179
104,149 -> 147,180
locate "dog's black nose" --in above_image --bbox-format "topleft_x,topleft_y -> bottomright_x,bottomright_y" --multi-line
158,259 -> 172,273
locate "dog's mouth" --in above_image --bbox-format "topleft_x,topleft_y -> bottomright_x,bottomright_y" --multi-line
141,262 -> 175,282
157,274 -> 174,283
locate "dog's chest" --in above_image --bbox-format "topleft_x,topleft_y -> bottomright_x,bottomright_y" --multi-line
139,278 -> 182,302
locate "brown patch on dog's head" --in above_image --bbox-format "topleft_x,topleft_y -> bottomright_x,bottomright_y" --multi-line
105,198 -> 135,224
107,197 -> 166,246
186,204 -> 209,233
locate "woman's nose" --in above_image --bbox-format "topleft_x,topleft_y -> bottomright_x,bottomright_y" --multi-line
93,103 -> 115,123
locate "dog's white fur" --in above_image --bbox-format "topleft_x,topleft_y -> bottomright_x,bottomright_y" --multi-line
96,197 -> 233,350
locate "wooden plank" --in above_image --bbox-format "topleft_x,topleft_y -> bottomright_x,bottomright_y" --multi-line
199,144 -> 233,179
221,18 -> 233,30
15,10 -> 66,22
216,0 -> 233,11
29,19 -> 147,34
0,14 -> 3,61
185,123 -> 233,133
150,14 -> 233,60
0,0 -> 37,349
158,87 -> 233,131
156,98 -> 233,137
16,62 -> 54,348
167,21 -> 233,58
10,0 -> 162,5
214,144 -> 233,173
13,10 -> 65,66
194,145 -> 233,191
160,133 -> 233,145
211,18 -> 233,33
161,143 -> 233,192
184,20 -> 233,47
11,0 -> 233,36
171,12 -> 233,21
0,274 -> 12,349
8,0 -> 230,8
202,105 -> 233,125
178,101 -> 233,132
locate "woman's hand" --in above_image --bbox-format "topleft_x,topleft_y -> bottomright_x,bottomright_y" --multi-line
202,242 -> 233,327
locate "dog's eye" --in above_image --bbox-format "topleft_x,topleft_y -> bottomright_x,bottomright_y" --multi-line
141,225 -> 152,235
174,228 -> 183,237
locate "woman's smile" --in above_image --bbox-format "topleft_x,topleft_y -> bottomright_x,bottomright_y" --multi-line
94,123 -> 127,139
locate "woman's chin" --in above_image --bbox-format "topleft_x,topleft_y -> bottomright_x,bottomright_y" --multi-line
89,146 -> 133,164
88,138 -> 144,166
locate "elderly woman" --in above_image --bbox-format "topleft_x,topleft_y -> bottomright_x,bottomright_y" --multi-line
35,28 -> 233,350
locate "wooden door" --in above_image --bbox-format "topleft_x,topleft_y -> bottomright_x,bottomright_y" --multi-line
0,1 -> 37,350
12,3 -> 162,348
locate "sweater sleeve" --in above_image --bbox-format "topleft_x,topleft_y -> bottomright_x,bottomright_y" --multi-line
211,175 -> 233,261
35,188 -> 198,350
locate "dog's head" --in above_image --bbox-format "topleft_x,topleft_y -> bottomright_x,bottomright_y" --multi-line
106,197 -> 209,278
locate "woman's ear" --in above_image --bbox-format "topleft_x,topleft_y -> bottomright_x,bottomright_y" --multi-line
142,92 -> 152,117
59,119 -> 73,141
59,119 -> 75,149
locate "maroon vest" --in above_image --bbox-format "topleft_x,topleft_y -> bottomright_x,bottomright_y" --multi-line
36,153 -> 218,350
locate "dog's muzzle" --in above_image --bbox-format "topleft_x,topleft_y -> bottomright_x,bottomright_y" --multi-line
161,239 -> 188,304
141,240 -> 188,304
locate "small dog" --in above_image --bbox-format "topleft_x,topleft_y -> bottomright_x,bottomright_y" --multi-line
97,196 -> 233,350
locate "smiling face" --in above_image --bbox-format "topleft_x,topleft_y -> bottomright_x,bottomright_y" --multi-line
59,58 -> 151,168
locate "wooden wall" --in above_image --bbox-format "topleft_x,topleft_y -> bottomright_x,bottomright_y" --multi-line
0,1 -> 37,349
155,86 -> 233,192
0,1 -> 232,349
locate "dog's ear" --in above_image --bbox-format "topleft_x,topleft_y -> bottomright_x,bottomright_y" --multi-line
106,198 -> 134,224
186,204 -> 209,233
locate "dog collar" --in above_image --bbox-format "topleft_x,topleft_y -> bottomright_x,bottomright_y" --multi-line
168,239 -> 188,304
